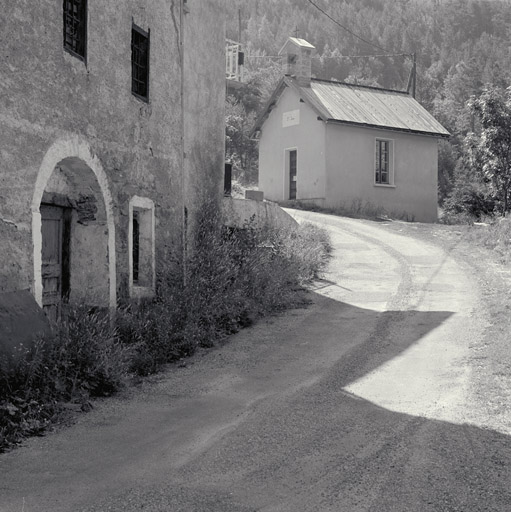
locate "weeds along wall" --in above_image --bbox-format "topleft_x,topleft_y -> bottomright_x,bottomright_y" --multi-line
1,217 -> 332,451
183,0 -> 227,238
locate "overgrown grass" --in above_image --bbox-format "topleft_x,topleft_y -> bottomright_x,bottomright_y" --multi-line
281,198 -> 416,222
0,309 -> 130,451
465,216 -> 511,264
0,202 -> 331,451
119,203 -> 331,373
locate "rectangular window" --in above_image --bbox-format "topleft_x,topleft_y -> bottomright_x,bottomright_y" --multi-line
375,139 -> 391,185
63,0 -> 87,60
289,149 -> 297,200
131,25 -> 150,100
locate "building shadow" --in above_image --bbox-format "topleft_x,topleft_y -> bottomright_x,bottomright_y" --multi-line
1,294 -> 510,511
174,294 -> 511,510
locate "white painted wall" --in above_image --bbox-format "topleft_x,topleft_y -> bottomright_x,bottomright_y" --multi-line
325,123 -> 438,222
258,88 -> 326,204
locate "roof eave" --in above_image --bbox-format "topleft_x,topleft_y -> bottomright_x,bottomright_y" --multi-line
249,77 -> 288,139
286,79 -> 330,121
325,118 -> 450,139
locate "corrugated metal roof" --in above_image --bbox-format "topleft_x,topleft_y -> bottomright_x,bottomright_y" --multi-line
298,79 -> 449,137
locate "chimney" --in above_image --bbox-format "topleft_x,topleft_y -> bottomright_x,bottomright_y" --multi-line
278,37 -> 315,87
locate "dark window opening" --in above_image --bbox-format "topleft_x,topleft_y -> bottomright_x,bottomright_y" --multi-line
63,0 -> 87,60
289,149 -> 297,200
133,210 -> 140,284
131,25 -> 150,100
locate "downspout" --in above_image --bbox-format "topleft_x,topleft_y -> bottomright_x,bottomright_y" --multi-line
179,0 -> 187,285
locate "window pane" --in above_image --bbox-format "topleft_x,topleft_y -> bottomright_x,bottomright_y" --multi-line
376,140 -> 391,184
131,26 -> 150,99
63,0 -> 86,58
133,211 -> 140,283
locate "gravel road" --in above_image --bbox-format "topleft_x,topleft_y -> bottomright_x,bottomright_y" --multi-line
1,210 -> 510,511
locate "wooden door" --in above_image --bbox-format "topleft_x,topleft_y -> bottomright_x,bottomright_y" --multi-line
41,205 -> 70,323
289,150 -> 297,200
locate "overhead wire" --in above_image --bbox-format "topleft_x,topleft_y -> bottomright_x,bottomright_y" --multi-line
246,53 -> 411,59
304,0 -> 392,54
244,1 -> 414,88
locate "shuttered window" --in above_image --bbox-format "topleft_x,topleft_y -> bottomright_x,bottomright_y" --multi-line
63,0 -> 87,60
131,25 -> 150,101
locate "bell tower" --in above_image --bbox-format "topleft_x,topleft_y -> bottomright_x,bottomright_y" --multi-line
278,37 -> 315,87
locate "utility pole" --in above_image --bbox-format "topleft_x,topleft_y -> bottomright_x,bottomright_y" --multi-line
180,0 -> 187,285
238,8 -> 242,43
412,52 -> 417,99
406,52 -> 417,98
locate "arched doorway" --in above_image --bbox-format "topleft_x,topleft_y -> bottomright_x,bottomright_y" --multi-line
32,137 -> 116,320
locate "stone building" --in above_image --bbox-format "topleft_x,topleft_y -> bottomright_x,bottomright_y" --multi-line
0,0 -> 226,321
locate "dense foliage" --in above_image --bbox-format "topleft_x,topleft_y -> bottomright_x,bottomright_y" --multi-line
225,0 -> 511,206
468,87 -> 511,214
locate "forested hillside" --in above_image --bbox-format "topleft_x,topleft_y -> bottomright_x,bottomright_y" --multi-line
225,0 -> 511,207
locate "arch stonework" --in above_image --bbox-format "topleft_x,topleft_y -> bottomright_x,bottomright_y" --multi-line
32,135 -> 117,309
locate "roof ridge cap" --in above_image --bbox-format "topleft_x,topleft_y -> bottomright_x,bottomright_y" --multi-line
311,78 -> 408,95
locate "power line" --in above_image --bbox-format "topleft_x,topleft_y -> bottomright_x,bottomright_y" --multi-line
246,53 -> 410,60
317,53 -> 411,59
305,0 -> 391,54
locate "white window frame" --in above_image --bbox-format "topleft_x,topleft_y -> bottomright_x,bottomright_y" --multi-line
128,196 -> 155,299
284,147 -> 298,200
374,138 -> 395,187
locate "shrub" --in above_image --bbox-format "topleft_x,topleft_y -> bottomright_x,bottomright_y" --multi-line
465,216 -> 511,264
442,180 -> 496,222
117,203 -> 332,375
0,307 -> 130,451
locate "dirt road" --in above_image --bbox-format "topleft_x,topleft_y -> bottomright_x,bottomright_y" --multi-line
1,211 -> 510,511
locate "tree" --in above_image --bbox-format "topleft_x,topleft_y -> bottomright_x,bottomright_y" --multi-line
467,86 -> 511,215
225,97 -> 258,184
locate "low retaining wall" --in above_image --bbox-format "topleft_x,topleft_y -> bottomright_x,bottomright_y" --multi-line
0,290 -> 51,355
222,197 -> 298,231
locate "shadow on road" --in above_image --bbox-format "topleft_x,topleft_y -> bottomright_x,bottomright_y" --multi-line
171,295 -> 511,511
1,294 -> 510,511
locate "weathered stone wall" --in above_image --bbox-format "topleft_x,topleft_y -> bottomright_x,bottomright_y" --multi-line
0,1 -> 188,302
183,0 -> 227,240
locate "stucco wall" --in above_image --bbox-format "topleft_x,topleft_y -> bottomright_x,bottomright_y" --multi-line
183,0 -> 226,240
0,1 -> 224,305
258,88 -> 326,203
325,124 -> 438,222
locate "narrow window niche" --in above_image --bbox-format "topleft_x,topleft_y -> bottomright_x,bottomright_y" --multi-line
129,196 -> 155,298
